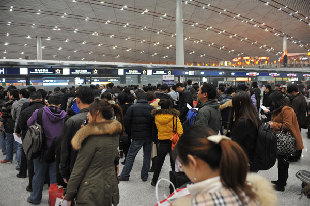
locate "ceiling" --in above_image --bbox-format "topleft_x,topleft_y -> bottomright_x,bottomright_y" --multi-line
0,0 -> 309,64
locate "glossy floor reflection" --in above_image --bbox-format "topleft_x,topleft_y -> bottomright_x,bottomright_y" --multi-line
0,130 -> 309,206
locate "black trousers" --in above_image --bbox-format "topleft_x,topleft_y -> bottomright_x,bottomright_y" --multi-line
19,148 -> 28,176
27,159 -> 34,188
277,155 -> 289,187
152,140 -> 175,182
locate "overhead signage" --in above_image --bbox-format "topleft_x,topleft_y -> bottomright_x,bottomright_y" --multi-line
246,72 -> 259,76
303,74 -> 310,77
287,73 -> 297,77
152,70 -> 169,75
28,68 -> 62,75
163,75 -> 174,86
0,68 -> 5,74
163,75 -> 174,80
200,71 -> 225,76
6,68 -> 20,75
125,69 -> 142,75
71,69 -> 92,75
269,73 -> 280,77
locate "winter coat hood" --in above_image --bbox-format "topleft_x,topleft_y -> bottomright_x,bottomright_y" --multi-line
15,98 -> 29,108
200,99 -> 220,110
43,106 -> 67,123
152,108 -> 180,117
150,98 -> 160,109
152,109 -> 180,129
71,119 -> 122,150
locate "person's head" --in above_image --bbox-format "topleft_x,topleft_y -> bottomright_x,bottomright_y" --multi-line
269,91 -> 287,110
176,127 -> 256,202
47,93 -> 63,107
88,99 -> 123,124
136,90 -> 147,100
101,92 -> 113,101
187,80 -> 192,86
170,85 -> 176,92
232,91 -> 259,128
156,84 -> 162,91
247,88 -> 254,96
158,99 -> 173,109
175,83 -> 185,93
29,91 -> 42,102
161,84 -> 169,93
37,89 -> 47,100
146,91 -> 156,102
251,82 -> 258,88
237,84 -> 248,92
275,84 -> 281,91
19,88 -> 29,99
99,84 -> 105,90
54,87 -> 61,92
26,86 -> 36,94
107,83 -> 114,89
281,87 -> 286,93
75,86 -> 95,108
8,89 -> 19,100
265,85 -> 272,93
287,84 -> 299,96
218,84 -> 225,94
198,83 -> 216,103
117,92 -> 129,105
225,86 -> 236,96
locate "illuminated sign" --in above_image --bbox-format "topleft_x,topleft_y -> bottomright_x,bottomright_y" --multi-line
0,68 -> 4,74
152,70 -> 169,75
125,69 -> 142,75
269,73 -> 280,77
303,74 -> 310,77
287,73 -> 297,77
71,69 -> 92,75
246,72 -> 259,76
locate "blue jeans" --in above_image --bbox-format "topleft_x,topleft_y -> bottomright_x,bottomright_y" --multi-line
16,142 -> 22,168
120,139 -> 152,180
5,133 -> 14,161
29,158 -> 57,204
0,130 -> 6,155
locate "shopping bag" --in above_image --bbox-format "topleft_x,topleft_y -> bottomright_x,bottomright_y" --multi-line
49,183 -> 65,206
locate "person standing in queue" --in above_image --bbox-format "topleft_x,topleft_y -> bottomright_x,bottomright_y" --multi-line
268,91 -> 304,192
60,86 -> 95,185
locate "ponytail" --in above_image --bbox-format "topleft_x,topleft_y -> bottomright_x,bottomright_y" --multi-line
219,140 -> 256,203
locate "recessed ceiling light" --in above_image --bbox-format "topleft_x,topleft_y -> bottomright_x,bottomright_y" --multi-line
3,50 -> 7,54
4,42 -> 9,45
65,39 -> 69,42
36,9 -> 41,14
46,37 -> 51,40
24,44 -> 27,46
20,52 -> 24,54
58,47 -> 62,50
9,6 -> 13,11
81,58 -> 85,60
6,33 -> 9,36
98,44 -> 102,46
7,22 -> 11,25
82,41 -> 86,44
3,57 -> 6,59
26,35 -> 31,39
41,46 -> 45,49
74,50 -> 78,52
73,29 -> 78,33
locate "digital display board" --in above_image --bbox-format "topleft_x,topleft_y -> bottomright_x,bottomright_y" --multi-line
124,69 -> 142,75
28,68 -> 62,75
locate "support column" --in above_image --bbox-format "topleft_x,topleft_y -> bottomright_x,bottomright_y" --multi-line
176,0 -> 184,65
37,37 -> 42,60
283,36 -> 287,67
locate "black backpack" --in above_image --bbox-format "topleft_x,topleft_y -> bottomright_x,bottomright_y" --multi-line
23,108 -> 44,160
252,123 -> 277,170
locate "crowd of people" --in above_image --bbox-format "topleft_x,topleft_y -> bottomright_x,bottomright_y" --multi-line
0,80 -> 309,205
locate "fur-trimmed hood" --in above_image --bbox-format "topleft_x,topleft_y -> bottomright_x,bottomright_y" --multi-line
71,120 -> 122,150
151,108 -> 180,117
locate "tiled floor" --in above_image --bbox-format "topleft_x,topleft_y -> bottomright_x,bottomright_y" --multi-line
0,130 -> 310,206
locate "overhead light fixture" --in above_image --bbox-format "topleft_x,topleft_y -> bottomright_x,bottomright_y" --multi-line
36,9 -> 41,15
4,42 -> 9,46
41,46 -> 45,49
20,52 -> 24,54
9,6 -> 13,12
85,17 -> 89,21
82,41 -> 86,44
7,22 -> 11,25
81,58 -> 85,60
3,50 -> 7,54
24,44 -> 27,46
74,50 -> 78,52
6,33 -> 9,37
58,47 -> 62,50
98,44 -> 102,46
46,37 -> 51,40
65,39 -> 69,42
74,29 -> 78,33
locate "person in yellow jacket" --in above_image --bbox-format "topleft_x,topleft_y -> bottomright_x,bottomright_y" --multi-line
151,99 -> 183,186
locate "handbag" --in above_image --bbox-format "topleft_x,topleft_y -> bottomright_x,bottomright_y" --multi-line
275,125 -> 296,155
170,117 -> 179,150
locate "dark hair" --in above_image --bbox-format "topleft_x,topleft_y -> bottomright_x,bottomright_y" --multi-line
187,80 -> 192,85
175,83 -> 184,88
27,86 -> 36,94
161,84 -> 169,92
251,82 -> 258,88
48,93 -> 63,105
117,92 -> 129,105
171,85 -> 176,91
37,89 -> 47,99
30,91 -> 42,100
237,84 -> 248,92
225,86 -> 236,95
9,89 -> 19,99
176,127 -> 257,203
287,84 -> 299,93
266,85 -> 272,90
101,92 -> 113,101
136,90 -> 147,100
54,87 -> 61,92
269,91 -> 288,115
201,83 -> 216,99
76,86 -> 95,104
19,88 -> 30,98
218,84 -> 226,93
232,91 -> 259,129
7,85 -> 17,90
158,99 -> 173,109
107,83 -> 114,89
89,99 -> 123,125
146,91 -> 156,101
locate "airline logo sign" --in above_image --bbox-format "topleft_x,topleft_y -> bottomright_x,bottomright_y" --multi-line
29,68 -> 54,74
246,72 -> 259,76
152,70 -> 169,75
287,73 -> 297,77
125,69 -> 142,75
71,69 -> 92,74
163,75 -> 174,80
269,73 -> 280,77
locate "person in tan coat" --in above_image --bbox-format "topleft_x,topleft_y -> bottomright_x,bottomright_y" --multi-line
269,91 -> 304,192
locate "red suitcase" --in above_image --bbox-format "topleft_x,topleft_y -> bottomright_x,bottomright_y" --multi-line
49,183 -> 65,206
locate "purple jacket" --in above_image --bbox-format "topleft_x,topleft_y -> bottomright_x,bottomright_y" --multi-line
27,106 -> 66,148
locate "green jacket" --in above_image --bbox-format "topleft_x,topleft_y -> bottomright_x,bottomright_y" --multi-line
65,120 -> 122,206
193,99 -> 221,133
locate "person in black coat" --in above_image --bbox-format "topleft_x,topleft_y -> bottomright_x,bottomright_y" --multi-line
231,91 -> 260,171
15,91 -> 45,191
119,90 -> 154,181
176,83 -> 193,123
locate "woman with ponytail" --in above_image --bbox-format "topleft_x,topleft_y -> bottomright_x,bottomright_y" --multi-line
172,127 -> 277,206
65,99 -> 123,206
